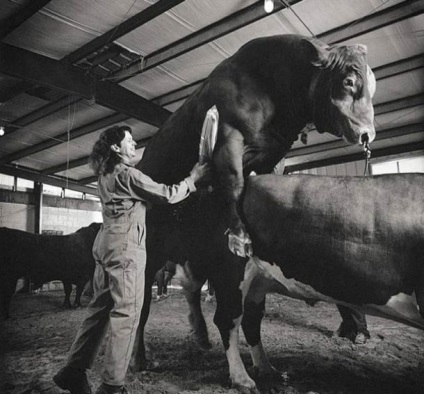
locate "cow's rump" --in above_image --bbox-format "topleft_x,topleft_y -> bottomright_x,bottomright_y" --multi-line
243,174 -> 424,328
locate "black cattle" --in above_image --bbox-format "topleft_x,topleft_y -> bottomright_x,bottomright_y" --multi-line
0,222 -> 101,319
132,34 -> 376,392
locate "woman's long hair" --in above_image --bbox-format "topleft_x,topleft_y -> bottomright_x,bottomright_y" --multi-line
89,125 -> 132,175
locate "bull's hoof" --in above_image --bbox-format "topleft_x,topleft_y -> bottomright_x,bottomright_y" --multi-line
144,359 -> 161,371
72,303 -> 83,309
62,302 -> 72,309
129,357 -> 160,373
354,332 -> 369,345
197,337 -> 212,350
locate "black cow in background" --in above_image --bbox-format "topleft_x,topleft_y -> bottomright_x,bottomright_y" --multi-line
0,222 -> 101,319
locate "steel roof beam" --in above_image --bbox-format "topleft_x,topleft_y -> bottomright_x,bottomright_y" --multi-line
0,113 -> 129,166
0,0 -> 53,40
320,0 -> 424,44
112,0 -> 303,81
64,0 -> 186,64
112,0 -> 422,83
0,43 -> 170,127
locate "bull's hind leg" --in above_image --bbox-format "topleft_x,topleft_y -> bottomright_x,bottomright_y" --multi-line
212,258 -> 262,393
184,286 -> 211,349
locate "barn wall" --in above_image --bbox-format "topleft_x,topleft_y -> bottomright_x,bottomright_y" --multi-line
293,160 -> 366,176
0,202 -> 35,231
0,189 -> 102,234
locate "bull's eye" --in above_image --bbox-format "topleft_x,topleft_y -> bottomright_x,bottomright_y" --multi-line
344,77 -> 355,90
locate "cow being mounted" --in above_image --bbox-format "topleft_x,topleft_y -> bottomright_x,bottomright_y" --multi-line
134,34 -> 376,392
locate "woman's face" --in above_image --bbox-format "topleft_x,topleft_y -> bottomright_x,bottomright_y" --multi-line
117,130 -> 136,163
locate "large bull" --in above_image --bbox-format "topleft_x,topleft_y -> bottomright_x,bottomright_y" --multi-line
0,222 -> 101,319
133,34 -> 376,391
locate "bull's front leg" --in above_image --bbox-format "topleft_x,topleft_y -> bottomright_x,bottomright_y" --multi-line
214,125 -> 252,258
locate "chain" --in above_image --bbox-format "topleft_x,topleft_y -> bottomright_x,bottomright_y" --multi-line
363,140 -> 372,176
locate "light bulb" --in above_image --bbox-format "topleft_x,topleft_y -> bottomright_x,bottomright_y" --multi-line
264,0 -> 274,13
0,126 -> 4,136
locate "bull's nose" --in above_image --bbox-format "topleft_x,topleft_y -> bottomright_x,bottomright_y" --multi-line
361,133 -> 369,144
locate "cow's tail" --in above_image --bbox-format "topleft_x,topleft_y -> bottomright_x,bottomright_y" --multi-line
416,280 -> 424,319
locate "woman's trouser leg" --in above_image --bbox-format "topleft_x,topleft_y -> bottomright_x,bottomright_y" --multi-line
66,262 -> 113,370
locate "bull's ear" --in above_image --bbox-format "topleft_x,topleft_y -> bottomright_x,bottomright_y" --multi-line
301,38 -> 330,68
355,44 -> 368,56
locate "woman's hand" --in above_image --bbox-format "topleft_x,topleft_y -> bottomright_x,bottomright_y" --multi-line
189,162 -> 212,184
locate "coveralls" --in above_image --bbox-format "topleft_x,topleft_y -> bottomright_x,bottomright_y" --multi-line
65,162 -> 196,386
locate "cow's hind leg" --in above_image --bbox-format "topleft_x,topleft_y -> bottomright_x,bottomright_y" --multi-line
242,276 -> 283,381
0,277 -> 18,319
73,280 -> 86,308
62,281 -> 72,309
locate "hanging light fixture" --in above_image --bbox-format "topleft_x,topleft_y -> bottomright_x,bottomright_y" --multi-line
0,126 -> 5,136
264,0 -> 274,13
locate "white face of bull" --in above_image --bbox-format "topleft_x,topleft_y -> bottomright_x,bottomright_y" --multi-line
309,41 -> 376,146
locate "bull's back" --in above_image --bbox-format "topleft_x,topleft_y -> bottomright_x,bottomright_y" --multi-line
243,174 -> 424,304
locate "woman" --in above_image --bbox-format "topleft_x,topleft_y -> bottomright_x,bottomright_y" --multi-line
54,125 -> 210,394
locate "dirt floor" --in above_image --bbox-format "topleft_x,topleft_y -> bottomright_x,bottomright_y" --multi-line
1,287 -> 424,394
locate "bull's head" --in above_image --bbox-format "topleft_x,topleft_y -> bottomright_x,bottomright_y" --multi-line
306,38 -> 376,146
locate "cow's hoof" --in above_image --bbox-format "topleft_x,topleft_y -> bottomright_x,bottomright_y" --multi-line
251,366 -> 289,384
229,377 -> 260,394
230,383 -> 260,394
62,303 -> 72,309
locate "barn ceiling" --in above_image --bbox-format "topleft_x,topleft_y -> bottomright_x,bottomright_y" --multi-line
0,0 -> 423,195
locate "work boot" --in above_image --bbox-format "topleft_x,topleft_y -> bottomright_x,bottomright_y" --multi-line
53,366 -> 92,394
95,383 -> 129,394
